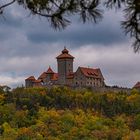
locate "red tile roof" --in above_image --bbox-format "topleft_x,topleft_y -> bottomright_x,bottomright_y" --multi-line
51,73 -> 58,81
133,82 -> 140,89
46,66 -> 54,74
25,76 -> 36,81
56,48 -> 74,59
38,72 -> 47,80
38,67 -> 55,80
79,67 -> 103,78
62,48 -> 69,53
38,71 -> 58,81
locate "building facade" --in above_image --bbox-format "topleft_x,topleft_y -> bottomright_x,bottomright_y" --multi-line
25,48 -> 105,88
133,82 -> 140,90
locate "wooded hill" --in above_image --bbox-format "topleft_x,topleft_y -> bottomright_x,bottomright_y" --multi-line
0,86 -> 140,139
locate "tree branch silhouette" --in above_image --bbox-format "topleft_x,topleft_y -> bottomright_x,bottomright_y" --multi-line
0,0 -> 140,52
0,0 -> 16,14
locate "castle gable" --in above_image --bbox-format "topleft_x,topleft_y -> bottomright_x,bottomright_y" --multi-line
37,66 -> 58,86
25,76 -> 36,88
79,67 -> 103,79
133,82 -> 140,89
38,72 -> 47,80
38,67 -> 56,80
73,67 -> 105,87
46,66 -> 54,74
25,76 -> 36,81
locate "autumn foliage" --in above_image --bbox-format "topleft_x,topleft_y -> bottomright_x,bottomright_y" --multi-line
0,86 -> 140,139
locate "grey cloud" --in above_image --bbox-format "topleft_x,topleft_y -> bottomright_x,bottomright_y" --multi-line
0,30 -> 10,41
27,29 -> 124,46
0,6 -> 127,59
0,5 -> 138,88
26,21 -> 127,46
0,12 -> 23,28
25,9 -> 128,46
72,45 -> 140,88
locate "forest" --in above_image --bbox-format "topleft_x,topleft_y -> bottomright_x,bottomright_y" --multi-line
0,86 -> 140,140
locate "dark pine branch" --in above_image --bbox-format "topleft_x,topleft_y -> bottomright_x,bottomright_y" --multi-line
0,0 -> 16,14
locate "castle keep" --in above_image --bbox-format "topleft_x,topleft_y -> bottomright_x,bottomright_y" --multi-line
25,48 -> 105,88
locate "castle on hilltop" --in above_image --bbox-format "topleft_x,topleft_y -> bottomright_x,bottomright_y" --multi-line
25,48 -> 105,88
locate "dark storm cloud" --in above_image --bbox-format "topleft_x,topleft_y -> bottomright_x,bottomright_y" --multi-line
26,14 -> 128,46
24,9 -> 128,46
0,6 -> 127,59
0,5 -> 139,88
27,24 -> 126,46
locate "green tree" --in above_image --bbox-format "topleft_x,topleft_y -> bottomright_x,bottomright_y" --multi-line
0,103 -> 16,125
0,94 -> 5,105
1,122 -> 17,140
132,114 -> 140,129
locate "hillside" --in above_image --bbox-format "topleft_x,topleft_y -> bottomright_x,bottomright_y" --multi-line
0,86 -> 140,139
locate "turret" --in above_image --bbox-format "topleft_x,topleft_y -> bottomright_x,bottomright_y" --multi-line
56,47 -> 74,85
46,66 -> 54,81
25,76 -> 36,88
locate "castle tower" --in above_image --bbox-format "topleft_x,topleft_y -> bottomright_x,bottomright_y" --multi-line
56,47 -> 74,85
25,76 -> 36,88
46,66 -> 54,80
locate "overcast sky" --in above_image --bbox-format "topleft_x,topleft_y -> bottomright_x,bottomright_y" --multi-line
0,2 -> 140,88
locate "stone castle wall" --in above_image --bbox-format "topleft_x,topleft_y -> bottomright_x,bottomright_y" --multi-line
57,59 -> 73,85
73,86 -> 131,93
